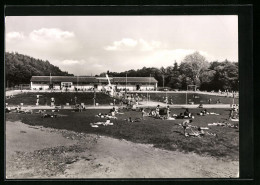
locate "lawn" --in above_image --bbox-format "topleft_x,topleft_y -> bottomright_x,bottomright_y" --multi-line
129,92 -> 238,104
5,92 -> 119,106
6,108 -> 239,161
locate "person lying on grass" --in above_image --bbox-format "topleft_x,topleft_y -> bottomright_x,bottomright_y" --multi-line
35,110 -> 46,114
125,117 -> 141,123
197,109 -> 209,116
90,119 -> 114,127
185,127 -> 205,137
175,113 -> 184,119
96,113 -> 117,119
5,107 -> 11,113
41,113 -> 54,118
208,122 -> 239,128
183,109 -> 194,119
16,108 -> 33,114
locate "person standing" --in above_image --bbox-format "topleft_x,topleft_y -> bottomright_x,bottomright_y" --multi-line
182,119 -> 192,136
166,106 -> 171,118
36,94 -> 40,104
51,97 -> 55,107
156,105 -> 160,118
44,97 -> 47,106
170,98 -> 173,105
74,96 -> 77,105
141,108 -> 146,120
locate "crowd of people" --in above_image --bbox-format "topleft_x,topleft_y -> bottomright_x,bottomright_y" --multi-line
5,90 -> 239,139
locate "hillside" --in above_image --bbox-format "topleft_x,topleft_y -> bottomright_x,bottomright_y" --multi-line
5,52 -> 73,87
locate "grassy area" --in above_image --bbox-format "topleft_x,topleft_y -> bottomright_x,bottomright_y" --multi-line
5,92 -> 119,106
6,108 -> 239,161
129,92 -> 239,104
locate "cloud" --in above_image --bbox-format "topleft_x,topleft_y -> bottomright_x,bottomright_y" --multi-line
139,39 -> 162,51
104,38 -> 138,51
6,28 -> 79,60
29,28 -> 75,42
104,38 -> 162,51
62,59 -> 80,65
6,32 -> 25,42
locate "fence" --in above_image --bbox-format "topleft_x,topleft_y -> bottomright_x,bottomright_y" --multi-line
6,84 -> 31,91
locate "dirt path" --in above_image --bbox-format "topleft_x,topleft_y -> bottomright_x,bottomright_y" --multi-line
6,103 -> 231,110
6,121 -> 239,179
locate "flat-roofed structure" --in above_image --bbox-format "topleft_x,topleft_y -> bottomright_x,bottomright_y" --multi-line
30,76 -> 158,91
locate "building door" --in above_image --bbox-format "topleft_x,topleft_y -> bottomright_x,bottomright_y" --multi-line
136,84 -> 140,90
94,84 -> 98,89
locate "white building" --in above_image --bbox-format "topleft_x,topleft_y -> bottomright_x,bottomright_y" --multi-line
30,76 -> 158,91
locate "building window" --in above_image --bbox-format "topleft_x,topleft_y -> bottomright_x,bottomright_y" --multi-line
61,82 -> 72,88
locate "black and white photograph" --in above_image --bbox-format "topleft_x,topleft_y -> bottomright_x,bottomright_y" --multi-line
5,15 -> 240,179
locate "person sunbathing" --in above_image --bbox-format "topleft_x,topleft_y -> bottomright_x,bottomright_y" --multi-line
209,112 -> 220,115
176,113 -> 184,119
35,110 -> 43,114
5,107 -> 11,113
90,123 -> 99,128
203,109 -> 209,114
96,113 -> 102,117
103,119 -> 113,126
183,109 -> 193,118
198,109 -> 209,116
197,127 -> 205,135
206,132 -> 217,136
110,107 -> 116,113
125,117 -> 141,122
187,127 -> 205,137
41,113 -> 51,118
184,109 -> 190,117
126,117 -> 134,122
23,110 -> 33,114
166,117 -> 175,120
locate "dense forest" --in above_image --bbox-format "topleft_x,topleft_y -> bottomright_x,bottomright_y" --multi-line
100,52 -> 239,91
5,52 -> 73,87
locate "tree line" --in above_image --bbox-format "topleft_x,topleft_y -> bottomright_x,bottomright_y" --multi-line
5,51 -> 238,91
100,52 -> 238,91
5,52 -> 73,87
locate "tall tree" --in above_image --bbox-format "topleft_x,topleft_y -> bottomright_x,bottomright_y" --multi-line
209,60 -> 238,91
168,61 -> 181,89
179,52 -> 209,86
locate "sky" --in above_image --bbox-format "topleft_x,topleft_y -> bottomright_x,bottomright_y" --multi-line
5,16 -> 238,76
